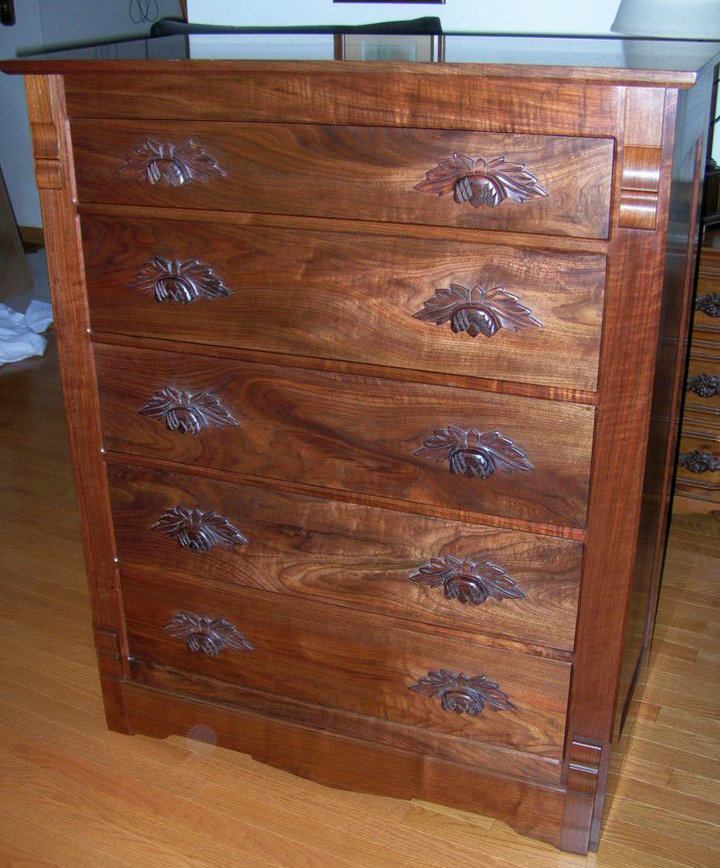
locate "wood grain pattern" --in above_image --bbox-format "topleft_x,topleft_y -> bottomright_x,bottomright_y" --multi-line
59,66 -> 629,135
70,120 -> 614,239
94,342 -> 595,529
80,213 -> 606,391
106,461 -> 583,652
120,567 -> 571,758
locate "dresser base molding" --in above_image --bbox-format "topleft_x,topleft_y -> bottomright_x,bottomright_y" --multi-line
118,679 -> 569,850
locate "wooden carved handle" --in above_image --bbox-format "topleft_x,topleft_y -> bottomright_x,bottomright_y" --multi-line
410,556 -> 526,605
152,505 -> 248,551
129,256 -> 232,304
413,153 -> 547,209
413,425 -> 534,478
122,138 -> 226,186
409,668 -> 516,715
140,386 -> 238,434
696,292 -> 720,317
678,450 -> 720,474
686,374 -> 720,399
164,611 -> 254,655
413,283 -> 542,338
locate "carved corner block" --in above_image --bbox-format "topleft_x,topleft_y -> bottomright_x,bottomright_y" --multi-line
618,145 -> 662,230
25,77 -> 67,190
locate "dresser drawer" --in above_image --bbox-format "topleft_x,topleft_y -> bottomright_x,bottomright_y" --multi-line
684,353 -> 720,431
95,344 -> 595,529
107,462 -> 582,651
693,276 -> 720,340
70,120 -> 613,239
676,433 -> 720,490
81,214 -> 606,391
120,568 -> 571,758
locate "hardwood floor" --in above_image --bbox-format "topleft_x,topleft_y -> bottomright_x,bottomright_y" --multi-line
1,335 -> 718,867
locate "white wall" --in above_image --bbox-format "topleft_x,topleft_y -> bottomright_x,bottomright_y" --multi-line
186,0 -> 621,34
0,0 -> 182,227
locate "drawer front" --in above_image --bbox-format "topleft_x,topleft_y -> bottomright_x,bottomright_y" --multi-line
120,569 -> 571,758
71,120 -> 614,239
107,463 -> 583,651
676,434 -> 720,490
95,344 -> 595,528
81,214 -> 606,391
693,275 -> 720,339
684,354 -> 720,432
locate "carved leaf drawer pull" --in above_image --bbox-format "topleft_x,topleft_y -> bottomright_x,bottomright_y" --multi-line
122,138 -> 226,186
414,153 -> 548,209
413,283 -> 542,338
164,611 -> 254,655
129,256 -> 233,304
678,450 -> 720,474
414,425 -> 534,479
410,555 -> 527,606
686,374 -> 720,399
409,668 -> 516,716
152,505 -> 248,551
140,386 -> 239,434
696,292 -> 720,317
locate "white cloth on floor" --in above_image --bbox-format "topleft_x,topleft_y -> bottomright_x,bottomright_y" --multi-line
0,299 -> 53,364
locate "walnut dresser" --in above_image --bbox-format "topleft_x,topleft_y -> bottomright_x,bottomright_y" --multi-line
674,228 -> 720,515
3,33 -> 719,854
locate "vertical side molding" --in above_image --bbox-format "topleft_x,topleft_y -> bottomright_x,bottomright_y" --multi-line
24,75 -> 130,733
560,85 -> 676,853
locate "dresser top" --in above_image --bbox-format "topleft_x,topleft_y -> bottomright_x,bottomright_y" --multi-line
2,32 -> 719,88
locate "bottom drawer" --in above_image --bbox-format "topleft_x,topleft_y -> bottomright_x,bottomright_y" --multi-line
121,568 -> 571,759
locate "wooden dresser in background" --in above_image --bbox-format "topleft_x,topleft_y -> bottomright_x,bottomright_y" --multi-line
2,32 -> 719,855
675,229 -> 720,515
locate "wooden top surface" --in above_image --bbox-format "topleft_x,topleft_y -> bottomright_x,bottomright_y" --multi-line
2,32 -> 719,87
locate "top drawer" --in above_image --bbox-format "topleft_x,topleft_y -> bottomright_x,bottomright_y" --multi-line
70,120 -> 614,239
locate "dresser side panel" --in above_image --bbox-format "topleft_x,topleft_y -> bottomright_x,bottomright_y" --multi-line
617,73 -> 714,738
23,74 -> 130,732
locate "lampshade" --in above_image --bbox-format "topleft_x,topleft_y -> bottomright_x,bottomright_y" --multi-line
611,0 -> 720,38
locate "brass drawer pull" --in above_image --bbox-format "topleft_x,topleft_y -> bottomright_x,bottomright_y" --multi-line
678,450 -> 720,474
696,292 -> 720,317
153,505 -> 248,550
413,282 -> 542,338
129,256 -> 232,304
122,138 -> 226,186
686,374 -> 720,398
164,611 -> 254,655
140,386 -> 238,434
410,555 -> 526,606
414,425 -> 534,478
409,668 -> 515,716
413,152 -> 547,209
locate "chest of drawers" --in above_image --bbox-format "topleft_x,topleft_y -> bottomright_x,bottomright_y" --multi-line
3,33 -> 718,854
674,232 -> 720,514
